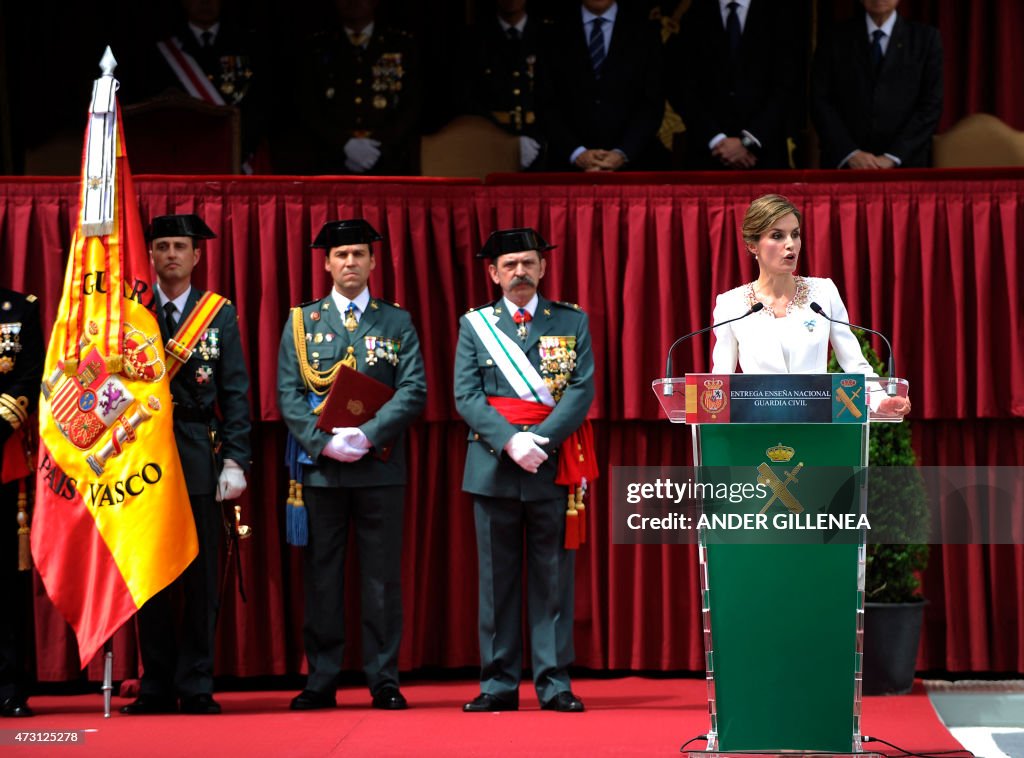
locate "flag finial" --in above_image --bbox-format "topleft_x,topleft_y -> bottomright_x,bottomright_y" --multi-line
99,46 -> 117,77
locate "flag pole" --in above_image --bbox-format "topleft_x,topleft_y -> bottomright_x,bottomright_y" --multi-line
102,638 -> 114,717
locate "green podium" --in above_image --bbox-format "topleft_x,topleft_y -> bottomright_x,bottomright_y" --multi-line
652,373 -> 908,755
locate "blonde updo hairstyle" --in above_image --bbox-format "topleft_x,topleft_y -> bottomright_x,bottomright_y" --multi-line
741,194 -> 803,252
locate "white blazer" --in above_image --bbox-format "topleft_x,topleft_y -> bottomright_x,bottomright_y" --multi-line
711,276 -> 876,376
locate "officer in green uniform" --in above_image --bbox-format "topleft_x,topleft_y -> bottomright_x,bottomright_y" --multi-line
0,287 -> 43,718
122,214 -> 252,716
455,228 -> 594,713
278,219 -> 426,711
296,0 -> 422,175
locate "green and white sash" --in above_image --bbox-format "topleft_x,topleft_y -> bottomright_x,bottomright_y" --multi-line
466,307 -> 555,407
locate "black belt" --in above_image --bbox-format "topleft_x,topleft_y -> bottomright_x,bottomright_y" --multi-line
173,404 -> 214,423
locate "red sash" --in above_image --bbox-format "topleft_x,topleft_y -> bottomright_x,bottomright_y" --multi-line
487,396 -> 597,549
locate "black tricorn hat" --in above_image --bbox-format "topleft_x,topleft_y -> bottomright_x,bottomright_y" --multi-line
145,214 -> 216,242
311,219 -> 383,249
478,227 -> 555,259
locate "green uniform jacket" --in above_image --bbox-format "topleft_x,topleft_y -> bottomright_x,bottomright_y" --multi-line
0,288 -> 44,448
454,295 -> 594,501
160,290 -> 253,496
277,294 -> 427,488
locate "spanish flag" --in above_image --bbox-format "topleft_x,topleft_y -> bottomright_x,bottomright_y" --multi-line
31,49 -> 197,667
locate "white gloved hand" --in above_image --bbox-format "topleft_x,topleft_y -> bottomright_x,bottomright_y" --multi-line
503,431 -> 550,473
322,427 -> 371,463
331,427 -> 371,450
344,137 -> 382,173
216,459 -> 247,502
519,136 -> 540,169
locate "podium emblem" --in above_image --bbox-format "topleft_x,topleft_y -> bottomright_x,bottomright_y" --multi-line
700,378 -> 727,415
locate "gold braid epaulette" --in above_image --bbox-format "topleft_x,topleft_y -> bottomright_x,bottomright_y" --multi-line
290,307 -> 342,415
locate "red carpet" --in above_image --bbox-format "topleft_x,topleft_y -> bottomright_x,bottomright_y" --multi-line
2,678 -> 965,757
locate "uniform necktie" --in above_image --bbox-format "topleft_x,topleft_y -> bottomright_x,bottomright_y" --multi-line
344,303 -> 359,333
726,2 -> 741,57
870,28 -> 885,68
588,17 -> 606,75
507,26 -> 520,41
513,307 -> 532,341
201,30 -> 214,49
163,301 -> 178,336
350,31 -> 368,48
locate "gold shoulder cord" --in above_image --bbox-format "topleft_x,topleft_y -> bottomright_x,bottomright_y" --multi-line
291,307 -> 342,415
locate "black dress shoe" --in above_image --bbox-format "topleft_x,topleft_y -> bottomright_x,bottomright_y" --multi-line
541,691 -> 585,712
120,694 -> 178,715
371,686 -> 407,710
462,693 -> 518,712
180,694 -> 222,714
1,697 -> 34,717
289,689 -> 336,711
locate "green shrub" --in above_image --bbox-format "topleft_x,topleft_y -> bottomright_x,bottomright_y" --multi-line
828,332 -> 929,602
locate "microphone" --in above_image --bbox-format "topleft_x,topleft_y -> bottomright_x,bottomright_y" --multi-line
809,301 -> 897,395
663,303 -> 765,394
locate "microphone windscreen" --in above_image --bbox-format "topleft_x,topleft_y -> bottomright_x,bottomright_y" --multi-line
750,302 -> 765,313
810,301 -> 824,315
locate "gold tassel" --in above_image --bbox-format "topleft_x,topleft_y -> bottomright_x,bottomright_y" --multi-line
563,488 -> 580,550
575,486 -> 587,545
17,480 -> 31,571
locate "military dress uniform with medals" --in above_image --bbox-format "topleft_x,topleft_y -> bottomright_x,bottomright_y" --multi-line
458,15 -> 546,153
133,216 -> 252,711
454,229 -> 596,711
0,288 -> 43,718
146,20 -> 266,161
277,220 -> 426,707
297,24 -> 423,174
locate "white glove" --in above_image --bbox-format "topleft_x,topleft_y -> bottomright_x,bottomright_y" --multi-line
322,427 -> 371,463
503,431 -> 550,473
216,459 -> 247,502
344,137 -> 382,173
519,136 -> 540,169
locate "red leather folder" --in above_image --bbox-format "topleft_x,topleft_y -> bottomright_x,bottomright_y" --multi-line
315,364 -> 395,434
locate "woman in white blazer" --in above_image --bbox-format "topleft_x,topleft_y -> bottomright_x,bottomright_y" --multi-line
711,194 -> 910,415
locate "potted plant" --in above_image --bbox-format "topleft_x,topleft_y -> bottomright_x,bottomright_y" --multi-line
829,333 -> 929,695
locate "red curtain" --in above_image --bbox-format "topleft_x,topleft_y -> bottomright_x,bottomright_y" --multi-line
900,0 -> 1024,131
1,171 -> 1022,680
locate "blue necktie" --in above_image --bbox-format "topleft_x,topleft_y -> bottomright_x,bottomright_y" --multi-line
726,2 -> 741,57
588,17 -> 606,75
870,29 -> 885,68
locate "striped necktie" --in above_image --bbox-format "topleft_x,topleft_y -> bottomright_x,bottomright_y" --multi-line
588,17 -> 606,75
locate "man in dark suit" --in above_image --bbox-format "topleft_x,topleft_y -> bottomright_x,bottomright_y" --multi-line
665,0 -> 800,170
812,0 -> 943,169
121,214 -> 252,716
278,220 -> 427,711
455,228 -> 595,713
0,287 -> 43,718
538,0 -> 668,171
457,0 -> 547,169
296,0 -> 423,175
